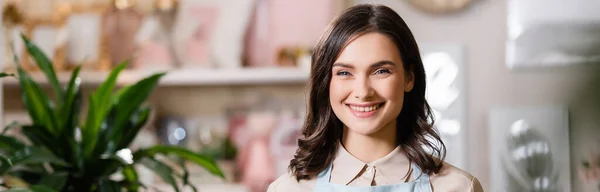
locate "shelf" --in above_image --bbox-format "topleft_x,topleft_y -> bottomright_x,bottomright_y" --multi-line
2,67 -> 310,86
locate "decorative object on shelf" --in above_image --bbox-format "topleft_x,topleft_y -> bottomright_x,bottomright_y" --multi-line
276,46 -> 312,68
103,0 -> 144,68
406,0 -> 475,15
238,108 -> 278,192
244,0 -> 343,67
2,0 -> 25,72
242,0 -> 270,68
224,95 -> 287,192
489,106 -> 571,192
173,0 -> 255,69
0,34 -> 223,191
507,0 -> 600,69
182,116 -> 238,182
133,0 -> 179,70
225,103 -> 250,150
420,44 -> 467,170
504,120 -> 560,192
188,116 -> 235,161
269,108 -> 303,177
66,0 -> 113,70
3,0 -> 69,72
156,115 -> 189,146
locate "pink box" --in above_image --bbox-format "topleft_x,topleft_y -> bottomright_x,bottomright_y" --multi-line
244,0 -> 338,67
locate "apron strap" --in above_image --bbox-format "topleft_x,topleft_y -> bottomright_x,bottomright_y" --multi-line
410,163 -> 430,182
315,163 -> 333,186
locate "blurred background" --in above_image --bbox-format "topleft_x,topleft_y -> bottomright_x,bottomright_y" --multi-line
1,0 -> 599,191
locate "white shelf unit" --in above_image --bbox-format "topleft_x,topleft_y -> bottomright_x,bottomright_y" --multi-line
2,67 -> 310,86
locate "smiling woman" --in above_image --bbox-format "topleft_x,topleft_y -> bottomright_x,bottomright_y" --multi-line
268,4 -> 483,192
330,33 -> 413,139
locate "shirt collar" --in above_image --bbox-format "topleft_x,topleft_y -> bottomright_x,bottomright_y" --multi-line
330,142 -> 409,185
330,143 -> 366,185
369,145 -> 411,184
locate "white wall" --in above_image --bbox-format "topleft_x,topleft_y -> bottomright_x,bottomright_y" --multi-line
366,0 -> 600,191
509,0 -> 600,26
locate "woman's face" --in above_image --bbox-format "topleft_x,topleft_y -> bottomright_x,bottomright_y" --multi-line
329,32 -> 414,136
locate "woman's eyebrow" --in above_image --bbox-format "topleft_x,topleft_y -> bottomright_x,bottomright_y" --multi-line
332,60 -> 397,69
370,60 -> 397,68
332,63 -> 353,68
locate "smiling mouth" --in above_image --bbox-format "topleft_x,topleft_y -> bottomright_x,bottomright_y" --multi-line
346,103 -> 384,118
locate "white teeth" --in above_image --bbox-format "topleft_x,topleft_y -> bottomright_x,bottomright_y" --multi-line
349,104 -> 380,112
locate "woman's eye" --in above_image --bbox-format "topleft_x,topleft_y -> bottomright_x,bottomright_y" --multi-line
374,69 -> 391,75
336,71 -> 351,76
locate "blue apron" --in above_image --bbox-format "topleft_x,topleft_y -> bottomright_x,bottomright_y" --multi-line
313,163 -> 432,192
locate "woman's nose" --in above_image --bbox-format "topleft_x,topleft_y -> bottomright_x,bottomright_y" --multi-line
352,76 -> 375,100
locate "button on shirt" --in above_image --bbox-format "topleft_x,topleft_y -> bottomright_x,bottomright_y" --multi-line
268,144 -> 484,192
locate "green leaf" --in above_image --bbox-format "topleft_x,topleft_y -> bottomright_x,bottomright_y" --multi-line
97,179 -> 122,192
38,172 -> 68,190
82,97 -> 98,156
30,185 -> 59,192
5,188 -> 32,192
20,125 -> 62,156
117,107 -> 151,149
134,145 -> 223,178
0,72 -> 15,78
16,67 -> 59,137
179,159 -> 197,192
0,135 -> 26,153
105,73 -> 165,154
68,135 -> 84,171
11,147 -> 69,167
139,157 -> 179,192
121,165 -> 139,191
92,108 -> 117,157
83,62 -> 128,158
65,94 -> 83,170
90,157 -> 124,178
58,66 -> 81,133
20,34 -> 62,105
57,67 -> 83,171
0,154 -> 14,174
6,164 -> 47,177
113,84 -> 131,103
93,61 -> 127,112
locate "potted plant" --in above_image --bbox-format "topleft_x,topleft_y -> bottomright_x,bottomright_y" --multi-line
0,35 -> 223,191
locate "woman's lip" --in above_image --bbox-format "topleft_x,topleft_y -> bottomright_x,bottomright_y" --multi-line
345,102 -> 384,107
346,103 -> 384,118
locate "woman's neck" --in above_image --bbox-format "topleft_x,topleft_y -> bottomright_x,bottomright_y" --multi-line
341,120 -> 397,163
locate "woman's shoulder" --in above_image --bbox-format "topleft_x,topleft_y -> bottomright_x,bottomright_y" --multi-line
267,172 -> 317,192
429,161 -> 484,192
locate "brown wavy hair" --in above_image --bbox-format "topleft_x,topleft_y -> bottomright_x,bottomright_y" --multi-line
289,4 -> 446,181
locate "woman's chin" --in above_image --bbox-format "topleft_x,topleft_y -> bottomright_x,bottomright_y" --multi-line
344,125 -> 384,136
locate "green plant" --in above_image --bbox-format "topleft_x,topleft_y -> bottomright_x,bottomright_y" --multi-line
0,35 -> 223,191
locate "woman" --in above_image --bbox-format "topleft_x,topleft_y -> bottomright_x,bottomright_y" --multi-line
268,4 -> 483,192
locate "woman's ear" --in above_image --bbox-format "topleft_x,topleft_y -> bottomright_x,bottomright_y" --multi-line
405,70 -> 415,92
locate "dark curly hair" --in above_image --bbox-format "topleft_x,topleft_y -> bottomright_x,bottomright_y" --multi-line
289,4 -> 446,181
